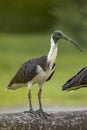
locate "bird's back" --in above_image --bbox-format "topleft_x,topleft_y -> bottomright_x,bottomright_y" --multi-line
25,55 -> 47,70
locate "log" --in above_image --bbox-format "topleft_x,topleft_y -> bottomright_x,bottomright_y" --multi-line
0,110 -> 87,130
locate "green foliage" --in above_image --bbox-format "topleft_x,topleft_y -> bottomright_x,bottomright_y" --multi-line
53,0 -> 87,44
0,0 -> 55,33
0,34 -> 87,108
0,0 -> 87,45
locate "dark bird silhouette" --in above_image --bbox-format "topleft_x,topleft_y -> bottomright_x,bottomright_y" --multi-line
62,67 -> 87,91
7,30 -> 81,114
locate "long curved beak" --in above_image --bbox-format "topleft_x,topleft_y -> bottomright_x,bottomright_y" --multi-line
62,34 -> 81,51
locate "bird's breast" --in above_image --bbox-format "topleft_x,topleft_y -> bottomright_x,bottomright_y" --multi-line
31,65 -> 55,84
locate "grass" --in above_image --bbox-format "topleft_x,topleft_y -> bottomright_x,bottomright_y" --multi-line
0,33 -> 87,109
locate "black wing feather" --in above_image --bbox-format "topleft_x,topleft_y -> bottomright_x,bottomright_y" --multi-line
46,63 -> 56,81
8,64 -> 37,88
62,67 -> 87,91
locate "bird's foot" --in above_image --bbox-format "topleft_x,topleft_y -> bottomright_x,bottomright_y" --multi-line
24,109 -> 37,117
35,109 -> 50,120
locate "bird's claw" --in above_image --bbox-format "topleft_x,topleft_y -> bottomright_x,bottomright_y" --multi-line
35,109 -> 50,120
24,109 -> 37,117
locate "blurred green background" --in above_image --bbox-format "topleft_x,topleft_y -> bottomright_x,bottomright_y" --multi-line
0,0 -> 87,110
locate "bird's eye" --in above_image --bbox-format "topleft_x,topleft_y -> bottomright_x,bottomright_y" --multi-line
57,33 -> 61,36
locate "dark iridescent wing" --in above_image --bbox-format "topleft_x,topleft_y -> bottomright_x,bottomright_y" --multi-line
27,55 -> 47,71
62,67 -> 87,91
7,55 -> 47,90
7,63 -> 37,89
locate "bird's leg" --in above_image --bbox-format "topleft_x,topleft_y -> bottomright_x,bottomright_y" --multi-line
38,88 -> 43,111
28,89 -> 33,112
36,88 -> 49,119
24,89 -> 34,114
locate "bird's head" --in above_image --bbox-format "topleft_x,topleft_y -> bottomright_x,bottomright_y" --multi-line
52,30 -> 81,51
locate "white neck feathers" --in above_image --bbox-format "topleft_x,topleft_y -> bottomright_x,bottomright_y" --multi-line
47,35 -> 58,68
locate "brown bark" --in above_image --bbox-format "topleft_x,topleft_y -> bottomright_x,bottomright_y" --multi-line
0,110 -> 87,130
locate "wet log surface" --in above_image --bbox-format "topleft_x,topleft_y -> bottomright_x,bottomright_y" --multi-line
0,110 -> 87,130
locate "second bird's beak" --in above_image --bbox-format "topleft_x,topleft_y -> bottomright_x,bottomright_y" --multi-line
62,34 -> 81,51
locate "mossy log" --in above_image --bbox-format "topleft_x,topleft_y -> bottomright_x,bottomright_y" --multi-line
0,110 -> 87,130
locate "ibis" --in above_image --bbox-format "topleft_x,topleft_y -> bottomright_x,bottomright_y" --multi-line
7,30 -> 81,114
62,67 -> 87,91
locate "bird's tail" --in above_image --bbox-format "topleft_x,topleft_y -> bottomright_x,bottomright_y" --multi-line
9,83 -> 25,90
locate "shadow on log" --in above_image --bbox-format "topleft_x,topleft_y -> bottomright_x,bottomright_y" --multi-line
0,110 -> 87,130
